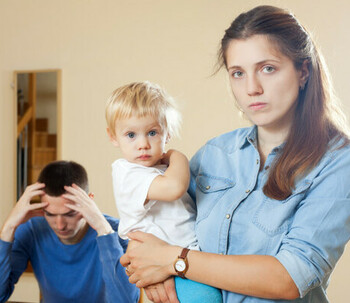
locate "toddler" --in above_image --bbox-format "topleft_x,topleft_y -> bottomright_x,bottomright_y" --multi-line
105,81 -> 222,302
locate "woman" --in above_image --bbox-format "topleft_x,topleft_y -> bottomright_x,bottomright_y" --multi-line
121,5 -> 350,302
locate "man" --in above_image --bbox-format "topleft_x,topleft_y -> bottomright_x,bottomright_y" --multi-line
0,161 -> 139,303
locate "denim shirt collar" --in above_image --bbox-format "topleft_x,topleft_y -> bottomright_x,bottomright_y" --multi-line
239,125 -> 285,154
239,125 -> 257,149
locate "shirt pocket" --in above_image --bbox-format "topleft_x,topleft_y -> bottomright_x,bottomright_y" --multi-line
252,180 -> 313,236
195,173 -> 235,223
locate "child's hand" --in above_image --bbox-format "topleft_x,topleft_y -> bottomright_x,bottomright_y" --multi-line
148,149 -> 189,202
160,152 -> 170,166
160,149 -> 176,166
144,278 -> 179,303
121,231 -> 180,288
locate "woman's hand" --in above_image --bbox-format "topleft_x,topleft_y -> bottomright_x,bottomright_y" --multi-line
120,231 -> 181,288
144,278 -> 179,303
0,183 -> 48,242
63,184 -> 113,235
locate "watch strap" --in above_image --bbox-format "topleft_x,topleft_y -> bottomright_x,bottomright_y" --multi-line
179,247 -> 190,259
175,248 -> 190,279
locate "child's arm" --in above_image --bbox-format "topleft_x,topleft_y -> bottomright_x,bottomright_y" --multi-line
147,149 -> 190,202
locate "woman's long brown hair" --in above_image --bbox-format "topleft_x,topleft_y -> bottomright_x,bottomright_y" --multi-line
218,5 -> 350,200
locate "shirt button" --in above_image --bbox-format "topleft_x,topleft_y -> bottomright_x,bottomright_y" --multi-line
256,159 -> 259,165
206,185 -> 210,190
226,214 -> 230,219
245,189 -> 250,193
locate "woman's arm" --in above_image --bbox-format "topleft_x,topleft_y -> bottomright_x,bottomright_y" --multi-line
147,149 -> 190,202
181,250 -> 299,299
121,232 -> 299,300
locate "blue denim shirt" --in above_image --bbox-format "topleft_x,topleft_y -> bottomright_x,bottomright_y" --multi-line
189,126 -> 350,302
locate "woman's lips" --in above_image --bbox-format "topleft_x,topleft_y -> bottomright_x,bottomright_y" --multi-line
249,102 -> 267,110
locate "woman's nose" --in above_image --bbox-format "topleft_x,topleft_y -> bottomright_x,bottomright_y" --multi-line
246,74 -> 263,96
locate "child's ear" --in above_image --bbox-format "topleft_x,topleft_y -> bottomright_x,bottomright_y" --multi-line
165,134 -> 171,144
106,127 -> 119,147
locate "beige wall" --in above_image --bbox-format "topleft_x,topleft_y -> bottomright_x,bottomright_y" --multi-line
1,0 -> 349,301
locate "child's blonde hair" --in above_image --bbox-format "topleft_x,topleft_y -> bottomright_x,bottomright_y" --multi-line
106,81 -> 181,138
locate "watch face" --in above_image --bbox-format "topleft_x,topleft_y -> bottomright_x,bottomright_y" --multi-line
175,260 -> 186,272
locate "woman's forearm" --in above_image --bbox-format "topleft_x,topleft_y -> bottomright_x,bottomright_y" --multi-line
124,232 -> 300,300
184,250 -> 299,300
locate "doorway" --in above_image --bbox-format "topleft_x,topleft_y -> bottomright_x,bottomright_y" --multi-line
15,69 -> 61,200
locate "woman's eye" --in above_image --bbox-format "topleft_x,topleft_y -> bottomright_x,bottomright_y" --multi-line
148,130 -> 157,136
262,66 -> 275,73
127,132 -> 135,139
232,71 -> 244,78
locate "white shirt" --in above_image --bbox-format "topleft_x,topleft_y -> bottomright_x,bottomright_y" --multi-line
111,159 -> 198,249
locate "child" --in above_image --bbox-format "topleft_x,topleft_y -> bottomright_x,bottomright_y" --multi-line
105,81 -> 222,302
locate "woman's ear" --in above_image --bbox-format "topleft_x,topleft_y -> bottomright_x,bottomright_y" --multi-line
299,59 -> 310,89
106,127 -> 119,147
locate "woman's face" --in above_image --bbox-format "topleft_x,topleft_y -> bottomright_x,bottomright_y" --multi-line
226,35 -> 307,133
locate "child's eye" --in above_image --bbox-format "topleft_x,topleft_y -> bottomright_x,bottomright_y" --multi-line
127,132 -> 135,139
148,130 -> 157,136
232,70 -> 244,78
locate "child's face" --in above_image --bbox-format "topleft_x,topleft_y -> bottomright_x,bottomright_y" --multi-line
110,114 -> 167,167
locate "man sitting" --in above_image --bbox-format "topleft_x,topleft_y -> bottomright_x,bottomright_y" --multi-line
0,160 -> 139,303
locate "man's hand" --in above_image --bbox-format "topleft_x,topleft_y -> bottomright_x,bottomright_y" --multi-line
63,184 -> 113,236
0,183 -> 48,242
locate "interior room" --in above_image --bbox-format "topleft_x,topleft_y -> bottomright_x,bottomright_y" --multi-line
1,0 -> 349,302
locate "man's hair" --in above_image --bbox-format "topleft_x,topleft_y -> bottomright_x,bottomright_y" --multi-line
105,81 -> 182,138
37,161 -> 89,196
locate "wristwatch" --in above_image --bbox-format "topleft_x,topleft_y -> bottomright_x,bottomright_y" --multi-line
174,248 -> 190,278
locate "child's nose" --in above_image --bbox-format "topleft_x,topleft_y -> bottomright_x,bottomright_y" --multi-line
138,136 -> 150,149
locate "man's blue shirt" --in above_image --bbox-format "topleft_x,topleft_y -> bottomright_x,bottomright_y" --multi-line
0,215 -> 139,303
189,126 -> 350,302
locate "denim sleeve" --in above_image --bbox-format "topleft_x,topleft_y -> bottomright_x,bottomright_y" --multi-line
189,145 -> 206,202
97,232 -> 140,303
276,146 -> 350,297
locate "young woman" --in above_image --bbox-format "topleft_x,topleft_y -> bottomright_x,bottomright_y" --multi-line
121,5 -> 350,302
